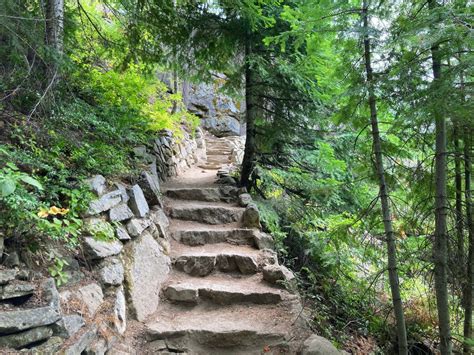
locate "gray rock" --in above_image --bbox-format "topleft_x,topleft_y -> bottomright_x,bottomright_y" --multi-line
0,306 -> 60,333
28,336 -> 63,353
234,255 -> 258,274
128,184 -> 150,218
173,228 -> 255,247
253,231 -> 275,250
238,193 -> 252,207
83,237 -> 123,260
87,190 -> 123,215
242,203 -> 261,228
166,188 -> 221,202
53,314 -> 85,338
169,205 -> 244,225
216,176 -> 237,185
0,269 -> 17,285
114,183 -> 130,203
40,278 -> 60,311
60,283 -> 104,318
116,225 -> 131,241
109,204 -> 134,222
126,218 -> 152,238
62,326 -> 98,355
0,282 -> 35,300
0,235 -> 4,259
63,270 -> 85,286
87,175 -> 107,196
4,251 -> 20,268
84,337 -> 109,355
261,249 -> 278,265
301,334 -> 341,355
262,264 -> 296,289
138,171 -> 163,207
16,269 -> 32,281
123,231 -> 170,321
164,284 -> 198,304
174,255 -> 216,277
76,283 -> 104,317
150,207 -> 169,237
183,79 -> 243,137
0,325 -> 53,349
114,286 -> 127,335
98,258 -> 124,286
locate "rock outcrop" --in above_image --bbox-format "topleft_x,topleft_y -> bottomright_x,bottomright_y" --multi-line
183,76 -> 244,137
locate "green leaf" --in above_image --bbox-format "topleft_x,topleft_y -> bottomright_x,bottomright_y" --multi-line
19,176 -> 43,190
0,179 -> 16,197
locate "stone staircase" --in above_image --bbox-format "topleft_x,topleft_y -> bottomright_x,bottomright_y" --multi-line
198,133 -> 244,170
141,150 -> 309,353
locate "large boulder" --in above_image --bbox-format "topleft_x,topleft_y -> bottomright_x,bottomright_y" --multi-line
301,334 -> 341,355
123,231 -> 170,321
182,79 -> 243,137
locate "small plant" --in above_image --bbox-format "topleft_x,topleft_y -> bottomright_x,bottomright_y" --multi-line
48,257 -> 69,287
0,162 -> 43,197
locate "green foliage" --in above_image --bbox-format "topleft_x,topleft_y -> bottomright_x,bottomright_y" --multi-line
0,162 -> 43,197
84,219 -> 116,241
48,256 -> 70,287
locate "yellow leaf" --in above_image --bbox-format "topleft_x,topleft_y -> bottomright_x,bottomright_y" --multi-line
48,206 -> 61,215
57,208 -> 69,215
37,209 -> 49,218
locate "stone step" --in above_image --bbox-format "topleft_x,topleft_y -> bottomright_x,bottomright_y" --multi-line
166,201 -> 244,225
198,163 -> 222,170
207,150 -> 232,155
206,144 -> 232,150
145,303 -> 296,354
171,243 -> 261,277
163,276 -> 285,305
165,187 -> 228,202
206,156 -> 232,161
171,225 -> 256,247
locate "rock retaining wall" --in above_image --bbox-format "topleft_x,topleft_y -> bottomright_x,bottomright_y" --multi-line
0,126 -> 204,353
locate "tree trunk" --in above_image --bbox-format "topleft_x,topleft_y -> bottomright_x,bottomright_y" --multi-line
240,32 -> 257,188
464,127 -> 473,354
454,123 -> 464,274
429,1 -> 452,353
45,0 -> 64,53
362,2 -> 408,354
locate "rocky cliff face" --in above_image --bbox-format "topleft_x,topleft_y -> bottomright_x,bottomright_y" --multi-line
183,79 -> 244,137
159,72 -> 245,137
